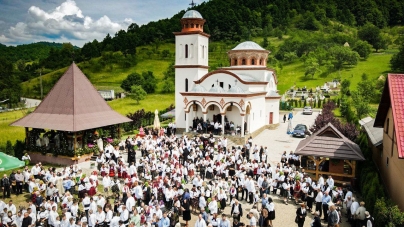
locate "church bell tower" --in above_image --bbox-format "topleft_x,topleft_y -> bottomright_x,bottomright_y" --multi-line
174,10 -> 210,130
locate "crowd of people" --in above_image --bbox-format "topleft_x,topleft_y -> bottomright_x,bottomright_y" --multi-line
0,132 -> 375,227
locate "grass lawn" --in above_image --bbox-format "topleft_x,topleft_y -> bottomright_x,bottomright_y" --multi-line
277,52 -> 393,94
0,110 -> 32,146
108,93 -> 175,115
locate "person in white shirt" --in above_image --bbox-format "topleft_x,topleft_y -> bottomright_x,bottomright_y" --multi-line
125,194 -> 136,213
95,206 -> 105,227
326,175 -> 334,190
119,205 -> 129,225
194,214 -> 207,227
5,200 -> 16,215
88,209 -> 96,227
208,197 -> 218,215
199,193 -> 206,211
82,194 -> 91,218
314,189 -> 323,216
104,206 -> 113,226
248,212 -> 257,227
350,198 -> 360,221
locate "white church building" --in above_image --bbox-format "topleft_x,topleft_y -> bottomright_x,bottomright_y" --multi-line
174,10 -> 280,137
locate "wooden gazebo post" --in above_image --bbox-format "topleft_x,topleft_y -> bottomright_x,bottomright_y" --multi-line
73,132 -> 77,151
25,127 -> 29,146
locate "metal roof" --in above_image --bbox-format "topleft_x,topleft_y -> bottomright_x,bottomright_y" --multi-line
362,119 -> 383,147
182,10 -> 203,19
374,74 -> 404,158
232,41 -> 265,51
295,123 -> 365,161
191,84 -> 207,92
11,63 -> 132,132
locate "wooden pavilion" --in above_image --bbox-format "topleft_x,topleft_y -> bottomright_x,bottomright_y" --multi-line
295,123 -> 365,185
11,63 -> 132,164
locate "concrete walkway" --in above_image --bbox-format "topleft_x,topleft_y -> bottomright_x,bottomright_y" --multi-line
74,111 -> 352,227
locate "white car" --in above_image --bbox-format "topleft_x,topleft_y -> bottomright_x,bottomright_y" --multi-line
303,106 -> 313,115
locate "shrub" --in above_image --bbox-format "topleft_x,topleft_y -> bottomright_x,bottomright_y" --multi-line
374,198 -> 404,227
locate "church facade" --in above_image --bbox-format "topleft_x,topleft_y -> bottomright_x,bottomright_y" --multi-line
174,10 -> 280,136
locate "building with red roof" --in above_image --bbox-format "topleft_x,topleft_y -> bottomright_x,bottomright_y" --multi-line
374,73 -> 404,210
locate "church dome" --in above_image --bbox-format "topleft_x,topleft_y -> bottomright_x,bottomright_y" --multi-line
182,10 -> 203,19
232,41 -> 265,51
209,86 -> 226,93
191,84 -> 207,92
228,85 -> 245,93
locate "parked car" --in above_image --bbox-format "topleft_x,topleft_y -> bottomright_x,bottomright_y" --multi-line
303,106 -> 313,115
292,124 -> 310,138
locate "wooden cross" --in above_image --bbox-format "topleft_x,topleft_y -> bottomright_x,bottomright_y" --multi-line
189,0 -> 196,8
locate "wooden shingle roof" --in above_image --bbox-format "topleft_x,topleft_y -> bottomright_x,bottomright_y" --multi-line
11,63 -> 132,132
295,123 -> 365,161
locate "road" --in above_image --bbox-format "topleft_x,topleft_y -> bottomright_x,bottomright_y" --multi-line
21,97 -> 41,108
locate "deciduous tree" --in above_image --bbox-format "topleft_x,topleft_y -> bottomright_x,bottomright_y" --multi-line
131,85 -> 147,104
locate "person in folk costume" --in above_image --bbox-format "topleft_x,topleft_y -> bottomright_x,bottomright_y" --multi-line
293,180 -> 302,205
109,163 -> 116,178
117,163 -> 123,179
121,164 -> 128,179
78,181 -> 87,199
100,164 -> 109,177
122,182 -> 130,195
88,179 -> 97,197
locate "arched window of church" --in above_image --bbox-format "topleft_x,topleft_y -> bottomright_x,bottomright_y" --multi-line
185,44 -> 188,58
185,79 -> 189,92
251,58 -> 255,65
196,24 -> 199,28
191,23 -> 194,28
259,59 -> 262,65
242,59 -> 246,65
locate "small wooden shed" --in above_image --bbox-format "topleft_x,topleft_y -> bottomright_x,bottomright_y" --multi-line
295,123 -> 365,185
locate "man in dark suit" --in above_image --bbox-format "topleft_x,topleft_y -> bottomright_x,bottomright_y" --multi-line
296,203 -> 307,227
1,174 -> 11,199
231,200 -> 243,222
22,212 -> 33,227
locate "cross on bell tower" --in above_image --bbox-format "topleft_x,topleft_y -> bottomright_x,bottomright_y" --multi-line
189,0 -> 196,8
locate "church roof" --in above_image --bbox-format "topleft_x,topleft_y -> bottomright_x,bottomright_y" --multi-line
191,84 -> 207,92
228,85 -> 245,93
208,85 -> 226,93
182,10 -> 203,19
232,41 -> 265,51
237,74 -> 259,82
11,63 -> 132,132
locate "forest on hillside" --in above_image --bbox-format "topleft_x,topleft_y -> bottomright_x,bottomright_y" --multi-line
1,0 -> 404,106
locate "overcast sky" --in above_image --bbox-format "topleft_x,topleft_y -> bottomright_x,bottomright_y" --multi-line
0,0 -> 202,47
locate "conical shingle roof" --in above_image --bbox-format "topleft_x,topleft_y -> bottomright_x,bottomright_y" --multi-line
11,63 -> 131,131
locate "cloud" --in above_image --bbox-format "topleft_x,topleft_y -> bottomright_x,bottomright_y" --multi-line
0,0 -> 132,46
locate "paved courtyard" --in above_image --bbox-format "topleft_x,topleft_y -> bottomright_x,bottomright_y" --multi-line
78,110 -> 352,227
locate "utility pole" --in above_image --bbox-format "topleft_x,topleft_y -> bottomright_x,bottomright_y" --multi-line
40,69 -> 43,99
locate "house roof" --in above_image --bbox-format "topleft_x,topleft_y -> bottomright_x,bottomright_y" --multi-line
11,63 -> 132,132
362,119 -> 383,147
374,74 -> 404,158
295,123 -> 365,161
